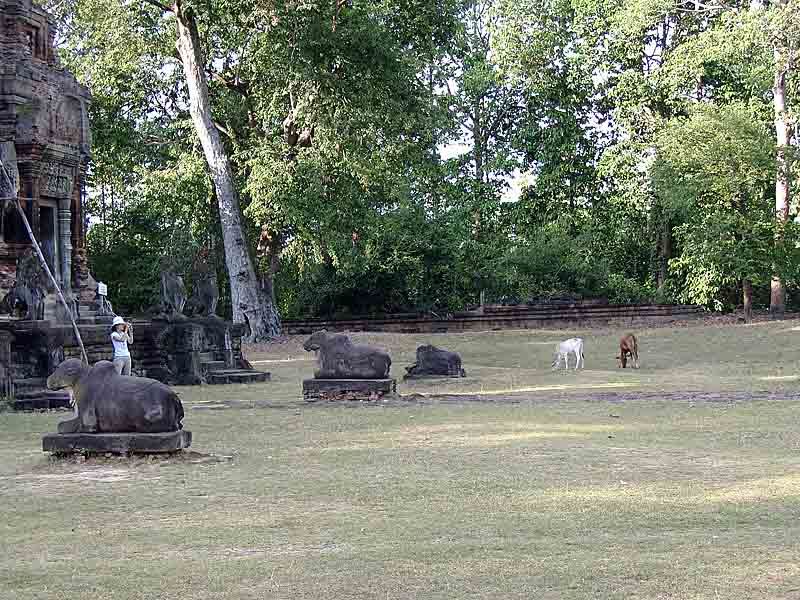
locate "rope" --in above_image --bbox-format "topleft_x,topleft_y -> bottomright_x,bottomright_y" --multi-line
0,163 -> 89,365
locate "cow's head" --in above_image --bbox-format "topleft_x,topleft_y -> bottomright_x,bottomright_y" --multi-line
617,352 -> 628,369
47,358 -> 89,390
303,329 -> 328,352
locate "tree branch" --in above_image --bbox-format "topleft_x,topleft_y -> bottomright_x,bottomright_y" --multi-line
141,0 -> 173,13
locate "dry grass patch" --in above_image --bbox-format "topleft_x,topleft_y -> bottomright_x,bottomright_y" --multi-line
4,321 -> 800,598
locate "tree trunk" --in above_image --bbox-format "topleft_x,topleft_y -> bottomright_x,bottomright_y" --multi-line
770,0 -> 790,320
260,236 -> 281,305
173,1 -> 280,340
743,278 -> 753,324
473,97 -> 484,187
657,218 -> 671,289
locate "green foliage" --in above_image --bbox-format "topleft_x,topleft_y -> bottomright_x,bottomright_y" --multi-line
86,150 -> 220,315
653,103 -> 775,214
651,102 -> 798,309
49,0 -> 798,318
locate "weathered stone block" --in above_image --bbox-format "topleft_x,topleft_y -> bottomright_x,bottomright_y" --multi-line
42,430 -> 192,454
303,378 -> 396,401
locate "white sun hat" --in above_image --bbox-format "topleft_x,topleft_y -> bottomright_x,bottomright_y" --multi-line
112,315 -> 126,327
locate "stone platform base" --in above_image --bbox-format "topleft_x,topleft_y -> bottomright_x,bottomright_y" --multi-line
403,373 -> 466,381
303,378 -> 397,401
13,391 -> 72,411
207,370 -> 271,385
42,430 -> 192,455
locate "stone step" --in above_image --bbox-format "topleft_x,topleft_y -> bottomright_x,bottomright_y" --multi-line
198,352 -> 216,362
207,370 -> 270,385
13,377 -> 46,391
15,389 -> 69,400
13,391 -> 72,411
77,316 -> 115,325
201,360 -> 227,372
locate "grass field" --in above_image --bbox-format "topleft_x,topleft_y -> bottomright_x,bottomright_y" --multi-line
3,319 -> 800,599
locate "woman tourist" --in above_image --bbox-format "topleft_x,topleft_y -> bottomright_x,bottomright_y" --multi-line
110,316 -> 134,375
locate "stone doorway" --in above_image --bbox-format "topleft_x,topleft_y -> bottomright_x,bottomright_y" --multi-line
38,202 -> 58,279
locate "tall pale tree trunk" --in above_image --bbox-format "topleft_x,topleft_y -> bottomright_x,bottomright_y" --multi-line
743,278 -> 753,324
770,0 -> 791,320
172,1 -> 280,340
657,214 -> 671,290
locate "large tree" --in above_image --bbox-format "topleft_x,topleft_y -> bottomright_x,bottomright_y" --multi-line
767,0 -> 799,317
145,0 -> 280,339
652,103 -> 784,322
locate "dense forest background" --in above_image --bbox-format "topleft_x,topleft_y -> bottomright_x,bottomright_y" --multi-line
46,0 -> 799,323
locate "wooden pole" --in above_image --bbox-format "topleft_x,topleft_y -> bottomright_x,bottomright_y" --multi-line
0,170 -> 88,365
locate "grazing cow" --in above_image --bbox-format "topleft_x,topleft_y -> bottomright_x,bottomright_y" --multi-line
616,333 -> 639,369
552,338 -> 585,370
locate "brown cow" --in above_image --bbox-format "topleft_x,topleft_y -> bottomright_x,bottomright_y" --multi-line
616,333 -> 639,369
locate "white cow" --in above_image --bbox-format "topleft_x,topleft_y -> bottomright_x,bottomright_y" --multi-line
551,337 -> 584,370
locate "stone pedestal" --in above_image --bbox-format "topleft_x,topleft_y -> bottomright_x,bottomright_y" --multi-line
303,378 -> 396,401
403,373 -> 466,381
42,430 -> 192,455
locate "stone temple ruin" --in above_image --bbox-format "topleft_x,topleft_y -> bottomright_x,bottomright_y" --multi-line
0,1 -> 267,410
0,0 -> 91,315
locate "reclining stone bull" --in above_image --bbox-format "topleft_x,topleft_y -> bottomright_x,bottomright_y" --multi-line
303,330 -> 391,379
47,359 -> 184,434
404,345 -> 466,379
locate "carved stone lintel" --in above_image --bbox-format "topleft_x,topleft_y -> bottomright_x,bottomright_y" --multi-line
40,162 -> 75,198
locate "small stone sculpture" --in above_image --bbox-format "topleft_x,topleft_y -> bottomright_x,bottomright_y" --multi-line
15,248 -> 51,320
0,282 -> 24,317
47,359 -> 184,433
160,266 -> 187,320
184,248 -> 219,317
303,330 -> 391,379
185,272 -> 219,317
404,345 -> 466,379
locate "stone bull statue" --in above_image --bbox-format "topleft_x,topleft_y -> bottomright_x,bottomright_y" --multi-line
47,359 -> 184,434
303,330 -> 391,379
404,345 -> 466,379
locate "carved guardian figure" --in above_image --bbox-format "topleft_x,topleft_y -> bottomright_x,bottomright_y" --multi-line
47,359 -> 184,433
303,330 -> 391,379
185,272 -> 219,317
15,249 -> 50,320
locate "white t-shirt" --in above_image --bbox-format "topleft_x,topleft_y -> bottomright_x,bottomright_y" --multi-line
111,331 -> 130,358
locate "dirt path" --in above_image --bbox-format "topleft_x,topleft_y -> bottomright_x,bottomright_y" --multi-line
187,389 -> 800,411
416,389 -> 800,405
